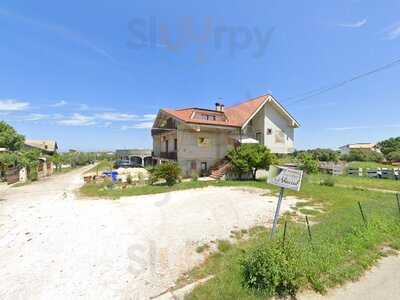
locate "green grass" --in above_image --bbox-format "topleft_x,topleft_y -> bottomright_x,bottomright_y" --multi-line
183,181 -> 400,300
79,179 -> 275,199
298,208 -> 320,216
217,240 -> 232,252
308,174 -> 400,193
80,172 -> 399,199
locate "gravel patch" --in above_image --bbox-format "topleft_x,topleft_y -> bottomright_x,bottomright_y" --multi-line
0,168 -> 299,299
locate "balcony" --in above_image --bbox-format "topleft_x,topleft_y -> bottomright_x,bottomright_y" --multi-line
160,151 -> 177,160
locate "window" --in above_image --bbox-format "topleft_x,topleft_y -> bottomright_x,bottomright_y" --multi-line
197,137 -> 209,146
165,140 -> 169,152
200,114 -> 218,121
275,131 -> 285,144
194,112 -> 225,121
174,138 -> 177,151
267,128 -> 272,135
201,162 -> 207,171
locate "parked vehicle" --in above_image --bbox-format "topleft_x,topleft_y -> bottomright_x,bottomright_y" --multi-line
114,160 -> 143,169
114,160 -> 131,168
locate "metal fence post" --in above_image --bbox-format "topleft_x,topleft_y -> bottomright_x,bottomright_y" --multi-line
270,187 -> 285,240
396,194 -> 400,217
305,215 -> 312,242
282,220 -> 288,248
358,201 -> 367,226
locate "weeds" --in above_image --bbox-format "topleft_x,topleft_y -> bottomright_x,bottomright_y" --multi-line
185,184 -> 400,300
196,243 -> 210,253
217,240 -> 232,253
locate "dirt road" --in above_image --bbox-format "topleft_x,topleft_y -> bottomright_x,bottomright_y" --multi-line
0,167 -> 297,300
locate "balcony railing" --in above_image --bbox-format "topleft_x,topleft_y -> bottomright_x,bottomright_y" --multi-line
160,151 -> 177,160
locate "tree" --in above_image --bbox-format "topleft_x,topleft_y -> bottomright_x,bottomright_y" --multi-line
227,144 -> 276,180
387,151 -> 400,163
341,149 -> 384,162
0,121 -> 25,151
378,137 -> 400,157
19,149 -> 41,180
310,148 -> 339,162
0,152 -> 20,168
51,153 -> 64,171
300,154 -> 319,174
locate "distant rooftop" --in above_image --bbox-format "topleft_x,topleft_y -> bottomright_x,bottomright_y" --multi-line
25,139 -> 58,153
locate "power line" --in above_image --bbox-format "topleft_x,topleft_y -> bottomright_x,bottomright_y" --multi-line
284,57 -> 400,106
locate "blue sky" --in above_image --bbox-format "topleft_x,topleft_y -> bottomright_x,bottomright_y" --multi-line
0,1 -> 399,151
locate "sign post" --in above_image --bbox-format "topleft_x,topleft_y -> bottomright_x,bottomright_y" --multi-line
268,165 -> 303,239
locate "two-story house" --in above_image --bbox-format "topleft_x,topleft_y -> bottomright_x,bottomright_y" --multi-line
151,94 -> 300,176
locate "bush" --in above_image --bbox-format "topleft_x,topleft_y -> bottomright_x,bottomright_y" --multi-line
227,144 -> 276,180
320,176 -> 336,187
149,162 -> 181,186
29,168 -> 38,181
196,243 -> 210,253
126,174 -> 133,185
341,149 -> 384,163
241,241 -> 304,297
300,154 -> 319,174
387,151 -> 400,162
137,172 -> 145,185
191,171 -> 199,181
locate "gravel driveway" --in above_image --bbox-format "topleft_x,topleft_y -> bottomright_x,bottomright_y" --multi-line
0,167 -> 297,300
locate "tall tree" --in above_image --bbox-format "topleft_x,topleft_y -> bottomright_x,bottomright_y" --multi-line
378,137 -> 400,157
0,121 -> 25,151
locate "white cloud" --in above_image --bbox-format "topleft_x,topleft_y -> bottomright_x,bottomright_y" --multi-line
51,100 -> 67,107
52,113 -> 65,120
121,122 -> 154,130
21,113 -> 48,121
384,22 -> 400,40
327,124 -> 400,131
0,99 -> 30,111
96,112 -> 139,121
339,19 -> 367,28
141,114 -> 157,121
57,113 -> 96,126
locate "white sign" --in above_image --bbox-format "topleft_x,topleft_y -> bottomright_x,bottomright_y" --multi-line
268,165 -> 304,191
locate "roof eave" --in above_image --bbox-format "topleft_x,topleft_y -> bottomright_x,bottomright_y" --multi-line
268,95 -> 301,128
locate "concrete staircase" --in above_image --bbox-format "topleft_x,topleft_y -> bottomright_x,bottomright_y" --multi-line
210,160 -> 231,180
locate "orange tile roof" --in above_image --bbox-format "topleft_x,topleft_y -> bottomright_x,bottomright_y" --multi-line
161,95 -> 268,128
224,95 -> 267,127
